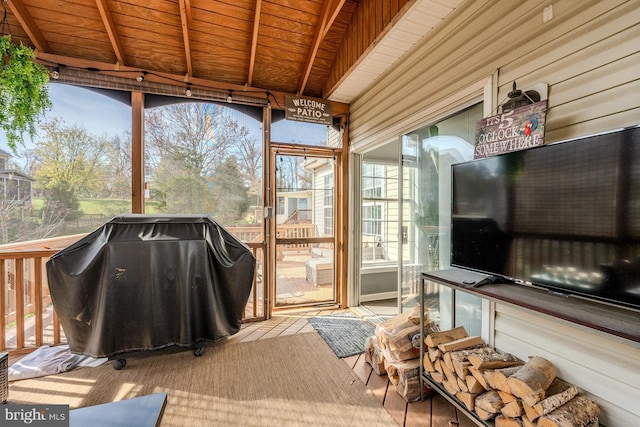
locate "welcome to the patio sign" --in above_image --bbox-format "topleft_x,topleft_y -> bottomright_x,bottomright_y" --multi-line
285,95 -> 332,125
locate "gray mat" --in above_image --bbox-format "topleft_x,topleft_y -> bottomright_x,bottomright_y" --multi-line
307,312 -> 376,358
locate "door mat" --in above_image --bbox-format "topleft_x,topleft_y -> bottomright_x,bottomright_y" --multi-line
307,312 -> 376,358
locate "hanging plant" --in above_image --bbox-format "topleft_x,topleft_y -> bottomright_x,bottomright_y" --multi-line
0,34 -> 52,151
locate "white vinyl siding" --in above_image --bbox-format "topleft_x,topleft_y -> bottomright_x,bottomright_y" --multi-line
348,0 -> 640,425
349,0 -> 638,149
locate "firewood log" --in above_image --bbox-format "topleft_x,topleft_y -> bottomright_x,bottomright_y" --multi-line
491,365 -> 524,392
434,358 -> 444,374
457,376 -> 469,392
475,390 -> 505,414
441,361 -> 460,392
468,351 -> 520,370
443,379 -> 459,395
522,402 -> 538,422
495,415 -> 523,427
501,399 -> 524,418
430,371 -> 444,383
425,326 -> 468,347
506,356 -> 556,406
423,354 -> 436,372
438,336 -> 484,352
537,395 -> 600,427
466,374 -> 486,394
468,366 -> 492,390
449,346 -> 493,378
533,379 -> 579,419
456,391 -> 479,411
521,414 -> 536,427
497,390 -> 517,403
475,407 -> 497,421
428,346 -> 442,362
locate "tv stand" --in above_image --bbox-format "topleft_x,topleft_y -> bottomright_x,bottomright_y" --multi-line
421,268 -> 640,347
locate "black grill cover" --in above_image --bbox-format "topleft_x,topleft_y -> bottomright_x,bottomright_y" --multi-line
46,215 -> 256,358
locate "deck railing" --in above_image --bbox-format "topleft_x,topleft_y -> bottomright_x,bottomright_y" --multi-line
0,231 -> 267,356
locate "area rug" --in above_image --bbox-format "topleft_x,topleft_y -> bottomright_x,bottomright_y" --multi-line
307,312 -> 376,358
8,332 -> 397,427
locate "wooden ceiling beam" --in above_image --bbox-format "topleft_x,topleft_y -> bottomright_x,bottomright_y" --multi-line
247,0 -> 263,86
6,0 -> 50,53
34,51 -> 349,116
178,0 -> 193,78
297,0 -> 346,96
95,0 -> 127,66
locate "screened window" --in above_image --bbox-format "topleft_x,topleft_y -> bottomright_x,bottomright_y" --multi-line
361,162 -> 399,265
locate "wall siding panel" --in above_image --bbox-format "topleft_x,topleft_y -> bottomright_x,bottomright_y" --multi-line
348,0 -> 640,425
349,0 -> 638,148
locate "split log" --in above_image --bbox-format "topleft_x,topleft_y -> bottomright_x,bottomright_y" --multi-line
537,395 -> 600,427
428,346 -> 442,362
475,407 -> 497,421
364,336 -> 386,375
441,361 -> 460,392
457,376 -> 468,392
495,415 -> 523,427
475,390 -> 504,414
443,379 -> 459,395
456,391 -> 479,411
466,374 -> 486,394
522,402 -> 538,422
501,399 -> 524,418
497,390 -> 517,404
469,366 -> 492,390
533,379 -> 579,419
521,414 -> 536,427
468,351 -> 520,370
491,365 -> 524,392
425,326 -> 468,347
449,346 -> 493,378
506,356 -> 556,406
438,336 -> 484,352
423,354 -> 436,372
430,371 -> 444,383
434,359 -> 444,374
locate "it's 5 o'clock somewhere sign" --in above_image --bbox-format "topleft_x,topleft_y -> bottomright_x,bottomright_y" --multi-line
474,100 -> 547,159
285,96 -> 332,125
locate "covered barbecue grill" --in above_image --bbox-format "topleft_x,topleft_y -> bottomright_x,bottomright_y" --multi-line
46,215 -> 256,367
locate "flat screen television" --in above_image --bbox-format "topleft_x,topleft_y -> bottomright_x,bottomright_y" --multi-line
451,125 -> 640,310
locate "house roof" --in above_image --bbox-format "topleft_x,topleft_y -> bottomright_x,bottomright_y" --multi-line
1,0 -> 463,105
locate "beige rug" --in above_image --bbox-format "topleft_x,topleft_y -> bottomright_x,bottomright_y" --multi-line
8,332 -> 398,426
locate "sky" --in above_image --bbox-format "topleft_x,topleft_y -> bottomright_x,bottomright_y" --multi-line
1,83 -> 328,156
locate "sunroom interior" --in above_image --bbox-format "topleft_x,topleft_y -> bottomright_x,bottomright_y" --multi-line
2,0 -> 639,426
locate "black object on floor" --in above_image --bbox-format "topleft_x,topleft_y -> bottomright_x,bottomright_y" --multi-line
47,215 -> 256,361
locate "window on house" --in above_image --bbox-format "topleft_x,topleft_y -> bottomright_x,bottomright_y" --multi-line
277,196 -> 285,215
361,162 -> 399,265
323,173 -> 333,235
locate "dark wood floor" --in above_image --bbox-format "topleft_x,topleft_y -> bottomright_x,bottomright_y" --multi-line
234,308 -> 478,427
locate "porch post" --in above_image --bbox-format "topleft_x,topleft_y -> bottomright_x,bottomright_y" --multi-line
131,91 -> 145,213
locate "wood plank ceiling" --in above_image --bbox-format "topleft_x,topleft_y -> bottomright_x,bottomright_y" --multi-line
1,0 -> 463,106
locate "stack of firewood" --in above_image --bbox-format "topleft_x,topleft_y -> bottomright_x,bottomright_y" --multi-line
423,326 -> 600,426
364,306 -> 437,402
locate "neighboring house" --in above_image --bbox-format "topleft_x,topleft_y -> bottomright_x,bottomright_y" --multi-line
0,149 -> 34,206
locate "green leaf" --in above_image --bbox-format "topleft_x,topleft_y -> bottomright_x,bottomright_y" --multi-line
1,35 -> 52,152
